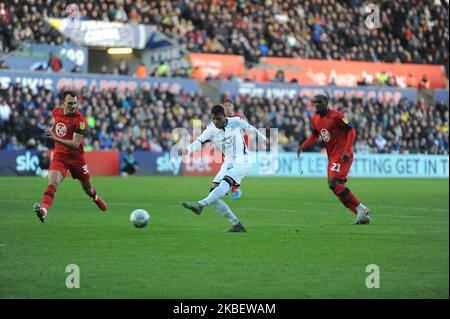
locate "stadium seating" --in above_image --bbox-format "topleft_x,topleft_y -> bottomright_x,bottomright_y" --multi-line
0,84 -> 448,154
1,0 -> 448,72
0,1 -> 448,154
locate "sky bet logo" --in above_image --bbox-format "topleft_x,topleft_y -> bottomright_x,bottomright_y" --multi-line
156,153 -> 181,175
16,151 -> 39,173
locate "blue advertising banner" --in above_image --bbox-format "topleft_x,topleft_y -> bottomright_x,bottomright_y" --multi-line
1,150 -> 447,178
221,81 -> 437,103
0,151 -> 41,176
248,152 -> 449,178
2,43 -> 88,73
435,89 -> 450,103
119,151 -> 182,176
0,70 -> 200,95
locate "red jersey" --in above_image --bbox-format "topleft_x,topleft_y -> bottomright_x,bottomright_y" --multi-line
311,109 -> 353,159
52,107 -> 87,157
231,113 -> 246,120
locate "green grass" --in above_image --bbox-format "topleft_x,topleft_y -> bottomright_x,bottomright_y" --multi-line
0,176 -> 448,298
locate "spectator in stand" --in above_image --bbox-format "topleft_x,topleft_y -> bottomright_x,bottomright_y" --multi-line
135,62 -> 147,78
1,0 -> 447,78
0,95 -> 12,132
120,150 -> 139,177
0,83 -> 448,155
156,62 -> 170,77
100,64 -> 108,74
272,70 -> 287,83
406,73 -> 418,88
37,148 -> 51,178
377,71 -> 389,86
117,59 -> 130,76
418,75 -> 431,90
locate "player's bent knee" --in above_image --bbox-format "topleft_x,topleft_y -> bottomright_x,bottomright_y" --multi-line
223,176 -> 236,188
48,179 -> 60,189
328,180 -> 337,191
328,179 -> 343,193
48,171 -> 63,188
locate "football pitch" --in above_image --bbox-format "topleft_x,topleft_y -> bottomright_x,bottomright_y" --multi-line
0,176 -> 448,299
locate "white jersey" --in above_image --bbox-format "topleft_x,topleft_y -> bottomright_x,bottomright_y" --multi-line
187,117 -> 267,164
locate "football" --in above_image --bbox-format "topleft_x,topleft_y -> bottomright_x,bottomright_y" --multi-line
130,209 -> 150,228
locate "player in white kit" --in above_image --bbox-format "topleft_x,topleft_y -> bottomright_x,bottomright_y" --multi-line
178,104 -> 268,232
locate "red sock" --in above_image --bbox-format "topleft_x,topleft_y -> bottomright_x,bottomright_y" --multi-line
89,187 -> 97,199
333,184 -> 360,215
42,185 -> 57,211
231,185 -> 240,193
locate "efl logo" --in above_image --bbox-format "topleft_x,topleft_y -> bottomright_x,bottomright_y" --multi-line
364,4 -> 381,30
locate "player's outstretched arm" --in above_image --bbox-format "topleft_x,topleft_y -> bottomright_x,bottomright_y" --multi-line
179,126 -> 213,156
237,119 -> 268,148
297,133 -> 319,158
178,140 -> 201,156
46,131 -> 84,149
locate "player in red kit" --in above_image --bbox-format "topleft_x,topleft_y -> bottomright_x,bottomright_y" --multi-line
297,92 -> 371,224
33,90 -> 107,223
223,99 -> 248,200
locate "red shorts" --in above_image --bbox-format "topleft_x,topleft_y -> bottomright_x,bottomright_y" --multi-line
49,153 -> 91,181
327,155 -> 353,181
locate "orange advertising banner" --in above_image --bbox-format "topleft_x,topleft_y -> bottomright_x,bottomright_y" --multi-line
189,53 -> 245,80
247,57 -> 447,89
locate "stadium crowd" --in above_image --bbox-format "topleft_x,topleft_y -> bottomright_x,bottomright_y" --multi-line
1,0 -> 448,72
0,84 -> 448,155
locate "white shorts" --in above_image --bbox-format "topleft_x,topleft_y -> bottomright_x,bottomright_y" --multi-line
213,162 -> 252,185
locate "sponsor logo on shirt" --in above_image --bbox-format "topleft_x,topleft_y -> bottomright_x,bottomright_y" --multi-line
320,128 -> 331,142
55,123 -> 67,137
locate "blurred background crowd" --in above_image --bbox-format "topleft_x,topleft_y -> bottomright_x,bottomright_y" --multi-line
0,84 -> 448,154
0,0 -> 448,155
1,0 -> 448,73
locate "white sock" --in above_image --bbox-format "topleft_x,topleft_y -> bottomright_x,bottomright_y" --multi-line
212,199 -> 240,225
199,180 -> 230,206
356,203 -> 367,214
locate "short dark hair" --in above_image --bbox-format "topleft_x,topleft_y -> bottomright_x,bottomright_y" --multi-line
61,90 -> 77,101
211,104 -> 225,115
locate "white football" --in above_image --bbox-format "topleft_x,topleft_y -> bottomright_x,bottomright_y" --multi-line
130,209 -> 150,228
